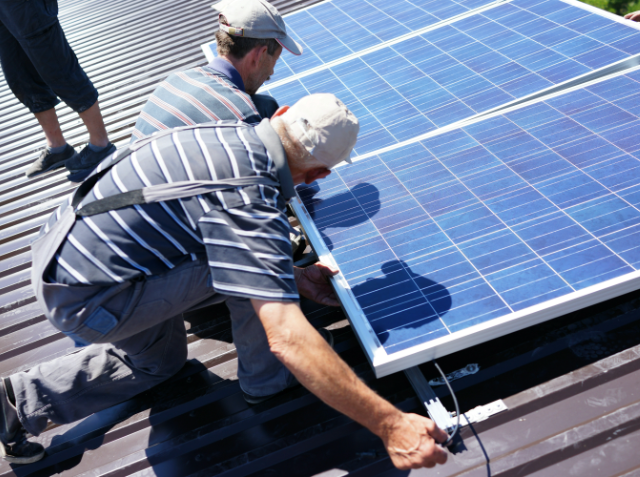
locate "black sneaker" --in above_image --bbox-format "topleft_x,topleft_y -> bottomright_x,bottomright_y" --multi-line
25,144 -> 77,178
0,378 -> 45,465
242,329 -> 334,405
66,143 -> 116,182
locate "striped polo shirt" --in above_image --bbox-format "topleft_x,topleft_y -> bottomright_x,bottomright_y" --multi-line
130,59 -> 262,143
42,120 -> 299,302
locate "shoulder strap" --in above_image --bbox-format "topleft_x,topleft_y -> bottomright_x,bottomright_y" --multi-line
254,119 -> 296,201
76,176 -> 279,216
71,121 -> 289,217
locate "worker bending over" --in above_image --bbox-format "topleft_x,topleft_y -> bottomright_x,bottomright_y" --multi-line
0,94 -> 448,471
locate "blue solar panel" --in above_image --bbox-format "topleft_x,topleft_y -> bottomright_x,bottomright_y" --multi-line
264,0 -> 640,156
295,68 -> 640,374
203,0 -> 500,82
272,0 -> 500,82
200,0 -> 640,374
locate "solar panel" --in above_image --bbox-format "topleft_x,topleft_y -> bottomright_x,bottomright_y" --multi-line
272,0 -> 502,81
202,0 -> 502,82
293,68 -> 640,376
199,0 -> 640,376
261,0 -> 640,156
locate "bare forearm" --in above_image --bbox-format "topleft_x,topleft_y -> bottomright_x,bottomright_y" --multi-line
255,300 -> 401,434
252,299 -> 448,470
275,309 -> 401,436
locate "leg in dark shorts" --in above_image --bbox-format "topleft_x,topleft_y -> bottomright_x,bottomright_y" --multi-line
0,0 -> 98,114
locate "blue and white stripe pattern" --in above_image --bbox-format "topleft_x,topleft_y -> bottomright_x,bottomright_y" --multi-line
130,67 -> 262,143
42,122 -> 298,302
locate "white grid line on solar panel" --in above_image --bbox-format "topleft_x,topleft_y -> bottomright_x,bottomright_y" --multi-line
275,0 -> 503,82
264,36 -> 638,158
201,0 -> 505,83
330,157 -> 516,334
263,0 -> 640,155
262,0 -> 640,94
333,60 -> 640,169
297,69 -> 640,354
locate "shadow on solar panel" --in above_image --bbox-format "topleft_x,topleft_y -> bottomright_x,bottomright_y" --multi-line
208,0 -> 640,377
294,66 -> 640,377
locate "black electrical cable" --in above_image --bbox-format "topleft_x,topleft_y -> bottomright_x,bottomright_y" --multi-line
433,360 -> 460,447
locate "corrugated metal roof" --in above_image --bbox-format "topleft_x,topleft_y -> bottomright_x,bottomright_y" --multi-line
1,0 -> 640,475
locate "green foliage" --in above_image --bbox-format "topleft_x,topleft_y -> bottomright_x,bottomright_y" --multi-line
578,0 -> 639,15
580,0 -> 612,10
628,1 -> 640,13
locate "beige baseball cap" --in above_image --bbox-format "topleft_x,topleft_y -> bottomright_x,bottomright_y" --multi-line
281,94 -> 360,168
216,0 -> 303,56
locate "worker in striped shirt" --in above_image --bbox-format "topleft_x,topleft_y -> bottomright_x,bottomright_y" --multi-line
130,0 -> 299,143
1,94 -> 448,471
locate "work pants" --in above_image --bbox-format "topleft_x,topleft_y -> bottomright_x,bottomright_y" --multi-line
11,259 -> 293,437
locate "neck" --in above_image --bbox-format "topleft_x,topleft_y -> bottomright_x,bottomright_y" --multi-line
220,55 -> 253,93
272,118 -> 306,184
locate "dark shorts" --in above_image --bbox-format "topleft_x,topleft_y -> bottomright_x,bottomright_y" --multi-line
0,0 -> 98,113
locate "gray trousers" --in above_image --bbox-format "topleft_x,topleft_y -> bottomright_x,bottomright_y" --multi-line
11,259 -> 293,437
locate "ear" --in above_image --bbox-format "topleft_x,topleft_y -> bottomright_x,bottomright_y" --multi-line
249,44 -> 269,67
272,105 -> 290,117
305,167 -> 332,184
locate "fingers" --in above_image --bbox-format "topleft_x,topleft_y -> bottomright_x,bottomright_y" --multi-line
389,437 -> 448,470
314,261 -> 339,276
625,10 -> 640,21
423,416 -> 450,444
386,414 -> 449,470
315,287 -> 340,306
318,296 -> 341,307
429,439 -> 449,465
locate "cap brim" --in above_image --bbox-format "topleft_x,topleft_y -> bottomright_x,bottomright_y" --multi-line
276,36 -> 303,56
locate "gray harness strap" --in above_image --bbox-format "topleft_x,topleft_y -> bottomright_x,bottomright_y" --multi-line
76,176 -> 280,216
32,121 -> 292,313
31,120 -> 294,342
74,119 -> 293,217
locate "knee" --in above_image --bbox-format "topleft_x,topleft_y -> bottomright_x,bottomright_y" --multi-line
137,346 -> 186,379
158,354 -> 187,379
154,341 -> 188,379
128,327 -> 189,379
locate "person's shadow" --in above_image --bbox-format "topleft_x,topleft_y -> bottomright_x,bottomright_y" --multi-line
351,260 -> 451,349
298,181 -> 380,251
298,181 -> 451,351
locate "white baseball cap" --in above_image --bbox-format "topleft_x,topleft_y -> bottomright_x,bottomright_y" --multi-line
281,94 -> 360,168
216,0 -> 303,56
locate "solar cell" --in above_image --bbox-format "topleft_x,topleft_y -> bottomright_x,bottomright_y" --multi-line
203,0 -> 501,82
262,0 -> 640,156
274,0 -> 501,80
294,68 -> 640,376
200,0 -> 640,376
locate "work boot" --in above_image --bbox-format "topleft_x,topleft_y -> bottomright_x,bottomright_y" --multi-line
25,144 -> 77,178
0,378 -> 45,464
242,329 -> 335,405
66,142 -> 116,182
